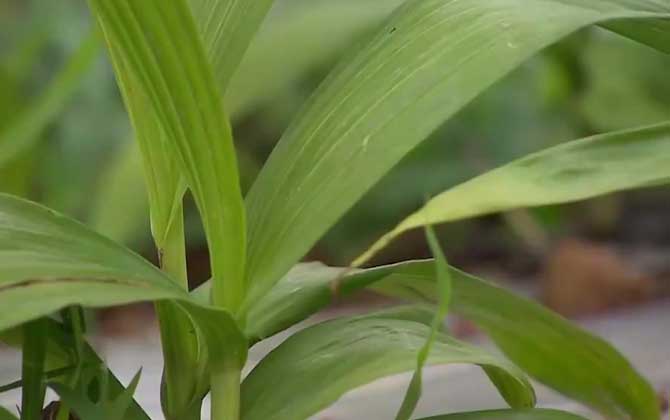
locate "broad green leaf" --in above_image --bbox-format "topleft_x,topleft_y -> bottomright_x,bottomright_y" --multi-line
89,0 -> 246,311
20,318 -> 47,420
225,0 -> 404,119
190,0 -> 276,91
419,409 -> 588,420
241,313 -> 534,420
0,407 -> 17,420
396,227 -> 452,420
0,193 -> 188,331
244,0 -> 670,305
357,122 -> 670,263
242,259 -> 657,420
0,31 -> 99,169
0,193 -> 246,364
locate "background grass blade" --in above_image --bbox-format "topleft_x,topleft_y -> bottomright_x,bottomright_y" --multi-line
241,312 -> 534,420
244,0 -> 670,305
357,122 -> 670,263
0,31 -> 98,169
418,409 -> 588,420
396,227 -> 453,420
190,0 -> 277,92
88,0 -> 247,311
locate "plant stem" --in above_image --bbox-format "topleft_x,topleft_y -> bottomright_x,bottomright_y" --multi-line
210,357 -> 242,420
155,206 -> 202,420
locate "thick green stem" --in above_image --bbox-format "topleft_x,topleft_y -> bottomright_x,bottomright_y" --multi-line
155,207 -> 202,420
210,357 -> 242,420
21,318 -> 47,420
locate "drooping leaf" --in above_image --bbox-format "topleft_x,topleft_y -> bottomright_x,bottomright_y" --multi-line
418,409 -> 588,420
357,122 -> 670,263
396,227 -> 452,420
241,259 -> 658,420
190,0 -> 277,92
88,0 -> 246,311
0,193 -> 187,331
0,192 -> 246,370
244,0 -> 670,305
0,31 -> 99,169
241,313 -> 534,420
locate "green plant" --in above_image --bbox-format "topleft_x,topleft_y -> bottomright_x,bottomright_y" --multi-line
2,1 -> 670,420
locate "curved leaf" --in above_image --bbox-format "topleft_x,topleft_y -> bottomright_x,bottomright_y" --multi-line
242,259 -> 658,420
88,0 -> 246,311
0,193 -> 187,331
0,193 -> 247,364
241,313 -> 534,420
244,0 -> 670,304
357,122 -> 670,263
419,409 -> 588,420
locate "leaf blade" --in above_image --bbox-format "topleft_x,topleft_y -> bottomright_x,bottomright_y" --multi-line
88,0 -> 247,311
357,122 -> 670,263
241,313 -> 533,420
418,409 -> 588,420
244,0 -> 670,304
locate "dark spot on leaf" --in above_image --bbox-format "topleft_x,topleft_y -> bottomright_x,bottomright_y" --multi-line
389,26 -> 397,34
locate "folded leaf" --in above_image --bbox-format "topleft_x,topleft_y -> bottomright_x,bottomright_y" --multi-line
357,122 -> 670,263
88,0 -> 246,311
244,0 -> 670,305
243,259 -> 658,420
241,312 -> 534,420
418,409 -> 588,420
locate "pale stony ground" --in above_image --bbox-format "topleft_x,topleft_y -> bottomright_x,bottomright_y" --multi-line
1,299 -> 669,419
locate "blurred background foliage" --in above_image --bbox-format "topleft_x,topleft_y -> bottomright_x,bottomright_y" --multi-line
2,0 -> 670,297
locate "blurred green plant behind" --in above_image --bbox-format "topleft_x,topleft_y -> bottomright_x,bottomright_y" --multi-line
2,0 -> 670,285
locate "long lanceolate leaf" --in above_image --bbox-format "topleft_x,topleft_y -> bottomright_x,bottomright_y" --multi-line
241,311 -> 534,420
240,259 -> 658,420
357,122 -> 670,263
88,0 -> 247,312
244,0 -> 670,305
